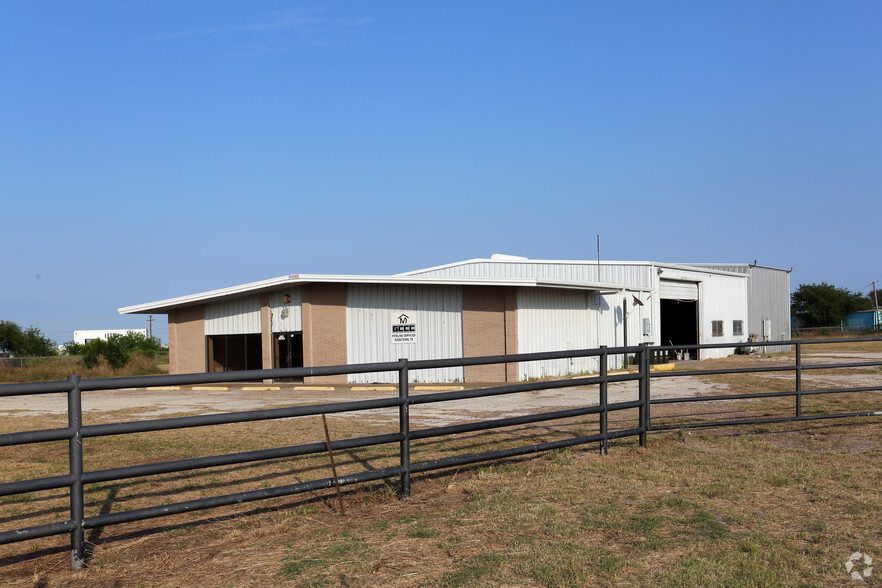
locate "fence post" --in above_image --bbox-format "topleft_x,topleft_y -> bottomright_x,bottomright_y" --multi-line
645,344 -> 652,434
68,375 -> 86,569
639,344 -> 648,448
398,359 -> 411,498
599,346 -> 608,455
795,342 -> 802,418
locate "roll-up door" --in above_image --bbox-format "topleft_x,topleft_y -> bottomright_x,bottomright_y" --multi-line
660,280 -> 699,300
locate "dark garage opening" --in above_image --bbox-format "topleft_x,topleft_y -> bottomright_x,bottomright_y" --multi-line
660,299 -> 698,360
207,334 -> 262,372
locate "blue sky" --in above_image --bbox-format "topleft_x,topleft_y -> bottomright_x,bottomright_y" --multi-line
2,1 -> 880,345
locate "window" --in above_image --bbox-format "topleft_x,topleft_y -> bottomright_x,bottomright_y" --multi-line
733,320 -> 744,336
712,320 -> 724,337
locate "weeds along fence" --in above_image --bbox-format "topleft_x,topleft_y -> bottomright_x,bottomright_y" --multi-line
0,339 -> 880,570
0,356 -> 82,370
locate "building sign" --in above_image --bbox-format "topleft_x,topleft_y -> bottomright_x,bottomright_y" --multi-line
392,312 -> 417,344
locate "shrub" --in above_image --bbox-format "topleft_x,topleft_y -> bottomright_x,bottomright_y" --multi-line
82,332 -> 165,369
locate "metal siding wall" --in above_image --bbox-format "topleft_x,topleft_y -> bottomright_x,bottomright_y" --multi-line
698,275 -> 749,359
269,289 -> 302,333
592,292 -> 649,371
700,264 -> 748,275
692,264 -> 791,352
517,288 -> 594,379
748,267 -> 792,351
347,284 -> 463,383
411,261 -> 653,289
204,297 -> 261,335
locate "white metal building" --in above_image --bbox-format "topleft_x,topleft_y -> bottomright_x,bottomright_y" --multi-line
73,329 -> 148,345
119,255 -> 790,384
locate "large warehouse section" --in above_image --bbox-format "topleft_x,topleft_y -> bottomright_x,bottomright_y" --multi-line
120,255 -> 790,384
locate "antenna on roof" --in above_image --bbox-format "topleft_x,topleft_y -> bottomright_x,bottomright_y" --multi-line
596,233 -> 601,280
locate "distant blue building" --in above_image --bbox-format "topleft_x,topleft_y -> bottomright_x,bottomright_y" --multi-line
841,309 -> 881,331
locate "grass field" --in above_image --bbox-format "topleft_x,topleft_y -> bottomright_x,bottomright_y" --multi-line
0,344 -> 879,586
0,350 -> 169,384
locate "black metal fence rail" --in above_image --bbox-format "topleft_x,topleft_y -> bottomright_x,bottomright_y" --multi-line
647,337 -> 882,430
0,338 -> 879,570
0,345 -> 648,569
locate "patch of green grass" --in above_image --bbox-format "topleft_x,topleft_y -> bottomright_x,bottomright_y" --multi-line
440,553 -> 504,587
678,510 -> 729,540
630,513 -> 666,549
517,542 -> 625,587
407,526 -> 439,539
765,473 -> 791,487
281,555 -> 327,579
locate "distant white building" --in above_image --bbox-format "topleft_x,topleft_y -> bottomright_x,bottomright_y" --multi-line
73,329 -> 148,345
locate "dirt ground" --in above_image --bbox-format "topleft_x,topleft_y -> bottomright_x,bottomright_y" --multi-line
0,348 -> 878,426
0,373 -> 721,426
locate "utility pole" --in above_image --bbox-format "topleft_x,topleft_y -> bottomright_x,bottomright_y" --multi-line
147,315 -> 154,339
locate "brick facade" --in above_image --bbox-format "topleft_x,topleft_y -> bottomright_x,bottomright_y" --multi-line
462,286 -> 518,382
301,283 -> 348,384
166,283 -> 521,383
260,295 -> 273,381
168,305 -> 205,375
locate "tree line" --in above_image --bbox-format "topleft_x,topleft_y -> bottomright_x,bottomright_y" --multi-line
790,282 -> 877,329
1,322 -> 164,368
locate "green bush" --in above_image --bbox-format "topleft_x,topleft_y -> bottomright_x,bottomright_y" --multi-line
81,332 -> 165,369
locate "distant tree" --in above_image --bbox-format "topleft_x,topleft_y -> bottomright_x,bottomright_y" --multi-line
0,321 -> 57,357
61,341 -> 85,356
791,283 -> 871,328
81,331 -> 164,369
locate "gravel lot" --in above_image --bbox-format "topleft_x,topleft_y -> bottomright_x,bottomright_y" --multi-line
0,349 -> 877,426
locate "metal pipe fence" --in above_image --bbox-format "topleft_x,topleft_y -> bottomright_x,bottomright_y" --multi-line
0,338 -> 879,569
647,337 -> 882,430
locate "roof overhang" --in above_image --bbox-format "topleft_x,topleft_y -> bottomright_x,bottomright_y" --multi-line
118,274 -> 630,315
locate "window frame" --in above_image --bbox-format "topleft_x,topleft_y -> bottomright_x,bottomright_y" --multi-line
732,320 -> 744,337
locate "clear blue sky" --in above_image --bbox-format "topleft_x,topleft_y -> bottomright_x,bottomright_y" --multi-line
2,1 -> 880,345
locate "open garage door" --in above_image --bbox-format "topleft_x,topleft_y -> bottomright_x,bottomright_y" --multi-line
207,334 -> 262,372
660,280 -> 698,300
660,280 -> 699,360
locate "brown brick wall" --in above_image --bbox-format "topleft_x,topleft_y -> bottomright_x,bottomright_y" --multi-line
260,295 -> 273,369
168,305 -> 205,375
260,295 -> 273,381
462,286 -> 518,382
302,283 -> 348,384
504,288 -> 518,382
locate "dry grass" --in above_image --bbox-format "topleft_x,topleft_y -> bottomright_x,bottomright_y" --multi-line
0,346 -> 880,587
0,352 -> 168,385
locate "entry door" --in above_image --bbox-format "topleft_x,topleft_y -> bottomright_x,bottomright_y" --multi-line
273,332 -> 303,369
